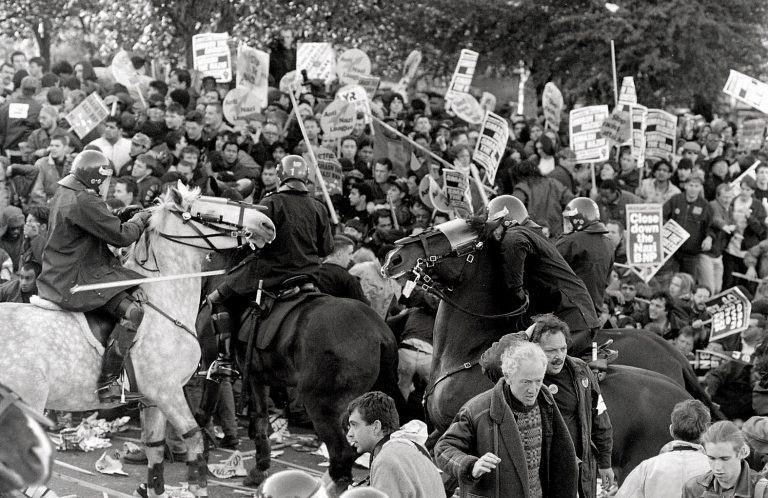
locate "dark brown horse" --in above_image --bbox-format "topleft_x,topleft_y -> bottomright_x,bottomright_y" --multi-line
381,219 -> 716,479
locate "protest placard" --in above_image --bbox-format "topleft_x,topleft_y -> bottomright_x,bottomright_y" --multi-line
543,82 -> 564,132
236,43 -> 269,109
65,92 -> 109,139
110,50 -> 149,107
723,70 -> 768,115
337,84 -> 371,124
618,77 -> 637,105
569,105 -> 609,163
625,204 -> 663,267
192,33 -> 232,83
630,219 -> 690,282
740,119 -> 766,152
479,92 -> 497,112
320,100 -> 356,139
450,92 -> 484,124
730,160 -> 761,189
629,104 -> 648,169
279,70 -> 299,94
600,104 -> 631,144
336,49 -> 371,85
297,43 -> 336,83
645,109 -> 677,161
442,169 -> 472,217
706,287 -> 751,342
371,118 -> 413,178
428,175 -> 452,214
445,49 -> 479,105
401,50 -> 422,84
350,74 -> 380,99
222,88 -> 262,125
472,111 -> 509,185
303,146 -> 343,196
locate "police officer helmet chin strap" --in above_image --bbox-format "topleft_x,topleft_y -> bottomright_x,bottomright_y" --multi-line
278,178 -> 308,193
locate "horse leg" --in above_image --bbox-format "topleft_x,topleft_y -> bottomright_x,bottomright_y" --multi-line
302,394 -> 355,492
244,381 -> 271,487
140,405 -> 169,498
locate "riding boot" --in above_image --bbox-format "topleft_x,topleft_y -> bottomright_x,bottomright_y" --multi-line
97,320 -> 142,403
211,309 -> 237,374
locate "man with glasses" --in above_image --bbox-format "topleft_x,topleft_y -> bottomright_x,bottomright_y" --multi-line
637,159 -> 681,204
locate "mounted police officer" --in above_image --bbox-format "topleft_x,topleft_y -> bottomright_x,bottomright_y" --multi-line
37,149 -> 151,403
487,194 -> 600,356
206,154 -> 333,362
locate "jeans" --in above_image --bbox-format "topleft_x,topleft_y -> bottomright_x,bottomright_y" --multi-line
397,338 -> 433,399
696,254 -> 724,294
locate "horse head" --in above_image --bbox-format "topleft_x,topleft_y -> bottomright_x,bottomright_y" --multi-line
382,218 -> 485,288
148,181 -> 276,252
0,383 -> 54,493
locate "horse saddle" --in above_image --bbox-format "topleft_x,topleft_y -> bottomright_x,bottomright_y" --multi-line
83,311 -> 116,349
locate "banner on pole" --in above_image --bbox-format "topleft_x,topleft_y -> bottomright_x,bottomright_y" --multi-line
192,33 -> 232,83
630,219 -> 690,282
236,43 -> 269,109
625,204 -> 663,267
350,74 -> 380,99
304,146 -> 343,196
337,84 -> 371,124
543,82 -> 564,132
222,88 -> 262,125
297,43 -> 336,83
472,111 -> 509,185
450,93 -> 484,124
630,104 -> 648,169
479,92 -> 497,113
618,77 -> 637,105
320,100 -> 356,139
600,104 -> 632,144
706,287 -> 751,343
569,105 -> 609,163
443,169 -> 472,218
445,49 -> 479,105
428,175 -> 452,214
65,92 -> 109,139
740,119 -> 766,152
336,49 -> 371,85
723,69 -> 768,115
645,109 -> 677,161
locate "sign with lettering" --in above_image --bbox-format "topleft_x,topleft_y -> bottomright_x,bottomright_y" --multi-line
723,70 -> 768,115
450,92 -> 484,124
645,109 -> 677,161
235,43 -> 269,109
472,111 -> 509,184
569,106 -> 609,163
706,287 -> 751,343
443,168 -> 472,218
336,48 -> 371,85
336,84 -> 371,124
631,219 -> 690,282
740,119 -> 766,152
65,92 -> 109,139
600,104 -> 631,144
320,99 -> 356,139
304,146 -> 343,196
222,88 -> 262,125
543,82 -> 564,132
445,49 -> 479,105
296,42 -> 336,83
630,104 -> 648,169
192,33 -> 232,83
626,204 -> 663,267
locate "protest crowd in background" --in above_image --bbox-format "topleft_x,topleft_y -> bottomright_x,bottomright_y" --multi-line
7,26 -> 768,497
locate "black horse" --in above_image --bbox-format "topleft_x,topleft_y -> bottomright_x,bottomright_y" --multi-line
381,219 -> 716,480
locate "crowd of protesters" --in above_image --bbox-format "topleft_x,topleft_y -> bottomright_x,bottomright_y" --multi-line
6,31 -> 768,497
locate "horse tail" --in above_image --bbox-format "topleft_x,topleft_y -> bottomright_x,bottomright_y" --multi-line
371,334 -> 409,420
681,359 -> 727,420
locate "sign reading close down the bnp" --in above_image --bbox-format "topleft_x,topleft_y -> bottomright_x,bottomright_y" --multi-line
626,203 -> 664,267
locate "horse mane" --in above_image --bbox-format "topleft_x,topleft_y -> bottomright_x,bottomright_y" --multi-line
147,181 -> 201,232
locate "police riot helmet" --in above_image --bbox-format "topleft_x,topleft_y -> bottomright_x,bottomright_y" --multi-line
255,470 -> 328,498
562,197 -> 600,232
277,155 -> 309,184
58,149 -> 114,190
487,195 -> 529,226
340,488 -> 390,497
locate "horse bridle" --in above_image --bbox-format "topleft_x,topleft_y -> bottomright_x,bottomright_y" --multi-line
159,209 -> 255,252
0,383 -> 55,428
407,231 -> 529,320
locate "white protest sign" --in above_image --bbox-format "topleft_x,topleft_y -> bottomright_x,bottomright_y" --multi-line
450,93 -> 484,124
65,92 -> 109,139
337,84 -> 371,124
600,104 -> 631,144
625,204 -> 663,267
222,88 -> 262,125
279,70 -> 300,94
336,49 -> 371,85
645,109 -> 677,161
569,105 -> 609,163
740,119 -> 766,151
236,43 -> 269,108
320,99 -> 356,139
479,92 -> 497,112
443,168 -> 472,218
631,219 -> 690,282
472,111 -> 509,185
352,74 -> 380,99
618,77 -> 637,105
110,50 -> 148,107
630,104 -> 648,169
428,175 -> 452,214
723,70 -> 768,115
543,82 -> 564,132
445,49 -> 479,105
192,33 -> 232,83
297,42 -> 336,83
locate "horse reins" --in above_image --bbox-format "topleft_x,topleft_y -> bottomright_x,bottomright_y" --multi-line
0,383 -> 55,428
158,210 -> 255,252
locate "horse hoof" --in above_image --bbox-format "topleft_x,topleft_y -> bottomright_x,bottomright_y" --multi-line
242,468 -> 268,488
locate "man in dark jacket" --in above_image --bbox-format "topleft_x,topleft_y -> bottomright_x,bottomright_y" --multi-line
0,260 -> 40,303
315,234 -> 368,303
0,76 -> 42,158
435,341 -> 578,498
37,150 -> 151,402
663,172 -> 715,276
488,195 -> 601,356
557,197 -> 615,313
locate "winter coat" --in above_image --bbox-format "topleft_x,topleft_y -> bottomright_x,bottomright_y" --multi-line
555,223 -> 615,312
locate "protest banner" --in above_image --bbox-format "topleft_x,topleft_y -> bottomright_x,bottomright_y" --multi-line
472,111 -> 509,185
110,50 -> 148,108
740,119 -> 766,152
600,104 -> 631,144
337,84 -> 371,124
336,48 -> 371,85
543,82 -> 564,132
419,175 -> 435,210
371,118 -> 414,178
192,33 -> 232,83
428,175 -> 452,214
297,42 -> 336,83
351,74 -> 380,99
629,104 -> 648,169
445,49 -> 479,105
706,287 -> 751,342
569,105 -> 609,163
65,92 -> 109,139
625,204 -> 663,267
630,219 -> 690,282
235,43 -> 269,109
222,88 -> 262,125
618,76 -> 637,105
723,70 -> 768,115
730,160 -> 761,189
645,109 -> 677,161
303,146 -> 343,196
443,168 -> 472,218
320,99 -> 356,139
450,92 -> 484,124
279,70 -> 299,94
479,92 -> 497,112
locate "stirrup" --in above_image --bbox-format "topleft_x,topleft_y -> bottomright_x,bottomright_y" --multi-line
97,378 -> 143,404
208,357 -> 239,379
